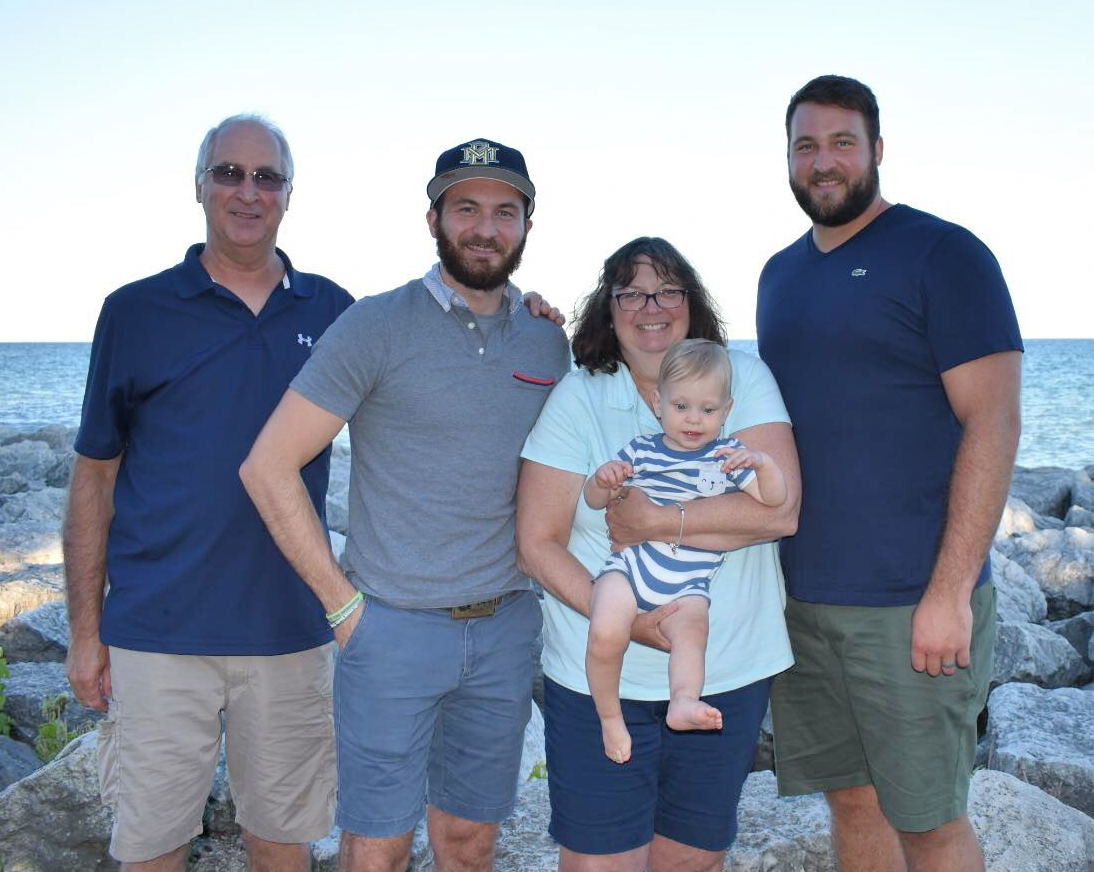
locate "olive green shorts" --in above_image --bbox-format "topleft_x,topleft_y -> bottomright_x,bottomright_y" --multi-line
771,583 -> 995,833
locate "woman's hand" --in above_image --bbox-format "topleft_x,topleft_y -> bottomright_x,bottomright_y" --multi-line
630,602 -> 680,652
605,486 -> 667,552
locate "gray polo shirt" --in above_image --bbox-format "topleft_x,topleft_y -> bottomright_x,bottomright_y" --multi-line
292,268 -> 570,608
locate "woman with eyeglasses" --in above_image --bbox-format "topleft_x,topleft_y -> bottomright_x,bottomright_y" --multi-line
516,237 -> 801,872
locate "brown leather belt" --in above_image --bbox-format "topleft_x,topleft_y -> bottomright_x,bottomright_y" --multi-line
449,592 -> 516,619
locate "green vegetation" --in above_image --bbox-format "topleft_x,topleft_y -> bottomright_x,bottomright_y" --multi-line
34,694 -> 93,763
0,646 -> 12,737
527,759 -> 548,780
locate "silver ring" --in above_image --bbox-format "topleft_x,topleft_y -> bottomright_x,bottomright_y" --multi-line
941,660 -> 957,668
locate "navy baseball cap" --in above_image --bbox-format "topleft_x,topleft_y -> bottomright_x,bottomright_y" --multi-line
427,138 -> 536,215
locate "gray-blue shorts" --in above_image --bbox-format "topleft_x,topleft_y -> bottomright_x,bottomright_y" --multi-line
334,590 -> 541,837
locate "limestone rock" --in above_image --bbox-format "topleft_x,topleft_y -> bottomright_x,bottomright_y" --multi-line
0,734 -> 41,791
203,748 -> 238,836
726,771 -> 835,870
1048,611 -> 1094,665
326,445 -> 350,536
1066,504 -> 1094,528
1010,467 -> 1075,518
995,527 -> 1094,617
991,550 -> 1047,624
3,661 -> 103,743
0,600 -> 71,662
485,779 -> 559,872
992,621 -> 1091,688
1073,470 -> 1094,512
0,441 -> 60,486
0,520 -> 63,573
0,472 -> 29,495
0,487 -> 66,524
187,833 -> 249,871
520,699 -> 547,781
971,769 -> 1094,871
0,565 -> 66,625
44,453 -> 73,488
753,705 -> 774,772
0,731 -> 113,870
997,496 -> 1063,537
1,426 -> 77,453
329,530 -> 346,562
985,682 -> 1094,816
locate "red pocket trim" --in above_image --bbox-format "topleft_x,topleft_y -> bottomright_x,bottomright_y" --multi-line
512,371 -> 557,386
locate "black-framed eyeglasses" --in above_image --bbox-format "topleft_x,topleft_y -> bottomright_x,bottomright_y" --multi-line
611,289 -> 689,311
203,163 -> 291,192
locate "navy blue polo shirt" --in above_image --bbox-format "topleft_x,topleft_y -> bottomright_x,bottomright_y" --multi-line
76,244 -> 354,654
757,205 -> 1022,607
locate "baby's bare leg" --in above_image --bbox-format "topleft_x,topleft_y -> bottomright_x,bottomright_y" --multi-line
661,596 -> 723,732
586,572 -> 640,763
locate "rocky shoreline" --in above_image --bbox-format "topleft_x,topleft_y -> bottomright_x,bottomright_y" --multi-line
1,426 -> 1092,870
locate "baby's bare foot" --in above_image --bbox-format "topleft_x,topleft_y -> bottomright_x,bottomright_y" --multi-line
666,698 -> 723,732
600,716 -> 632,764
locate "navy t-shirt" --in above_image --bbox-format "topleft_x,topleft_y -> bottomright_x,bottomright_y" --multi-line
757,205 -> 1022,606
76,244 -> 354,654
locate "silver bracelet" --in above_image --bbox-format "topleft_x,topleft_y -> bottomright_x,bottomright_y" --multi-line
670,502 -> 685,555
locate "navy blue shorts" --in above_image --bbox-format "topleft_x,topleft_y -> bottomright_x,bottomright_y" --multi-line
543,676 -> 770,854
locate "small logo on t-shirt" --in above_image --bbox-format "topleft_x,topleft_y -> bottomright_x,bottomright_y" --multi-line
697,463 -> 725,495
297,334 -> 313,347
851,268 -> 868,277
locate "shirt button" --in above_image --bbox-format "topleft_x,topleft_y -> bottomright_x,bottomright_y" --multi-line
468,322 -> 476,329
478,347 -> 485,355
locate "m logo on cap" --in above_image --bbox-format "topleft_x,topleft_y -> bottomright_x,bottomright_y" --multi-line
461,141 -> 500,166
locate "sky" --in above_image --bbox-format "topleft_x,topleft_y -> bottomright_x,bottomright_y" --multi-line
2,0 -> 1091,341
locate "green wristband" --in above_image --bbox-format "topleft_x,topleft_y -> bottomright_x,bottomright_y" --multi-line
326,591 -> 364,628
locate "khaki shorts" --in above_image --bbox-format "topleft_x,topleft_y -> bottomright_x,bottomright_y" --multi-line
99,644 -> 336,863
771,583 -> 995,833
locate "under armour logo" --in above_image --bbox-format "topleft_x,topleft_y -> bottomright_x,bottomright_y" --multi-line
297,334 -> 313,347
851,268 -> 868,277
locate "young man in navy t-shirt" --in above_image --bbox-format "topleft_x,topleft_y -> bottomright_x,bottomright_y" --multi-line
757,75 -> 1022,872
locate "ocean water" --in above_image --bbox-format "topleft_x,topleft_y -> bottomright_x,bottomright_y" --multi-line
0,340 -> 1090,469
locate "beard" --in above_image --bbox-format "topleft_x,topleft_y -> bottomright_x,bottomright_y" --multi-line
436,225 -> 527,292
789,160 -> 880,227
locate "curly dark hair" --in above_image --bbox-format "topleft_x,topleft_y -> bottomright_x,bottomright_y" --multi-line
571,237 -> 727,374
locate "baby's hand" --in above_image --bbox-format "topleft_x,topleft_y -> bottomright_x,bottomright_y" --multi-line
714,445 -> 769,474
594,460 -> 634,491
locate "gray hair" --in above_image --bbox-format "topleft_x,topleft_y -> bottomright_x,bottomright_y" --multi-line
195,114 -> 294,181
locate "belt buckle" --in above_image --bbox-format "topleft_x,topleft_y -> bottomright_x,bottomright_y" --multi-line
450,598 -> 499,619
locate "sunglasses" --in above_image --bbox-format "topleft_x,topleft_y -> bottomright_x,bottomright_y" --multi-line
203,163 -> 291,192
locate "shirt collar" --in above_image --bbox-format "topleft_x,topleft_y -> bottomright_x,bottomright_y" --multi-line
605,363 -> 644,410
177,243 -> 303,298
422,262 -> 523,315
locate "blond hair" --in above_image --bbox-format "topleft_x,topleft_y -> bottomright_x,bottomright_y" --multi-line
657,339 -> 732,402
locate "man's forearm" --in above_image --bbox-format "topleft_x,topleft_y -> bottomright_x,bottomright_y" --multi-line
63,455 -> 120,643
927,351 -> 1022,601
240,457 -> 356,614
925,414 -> 1020,599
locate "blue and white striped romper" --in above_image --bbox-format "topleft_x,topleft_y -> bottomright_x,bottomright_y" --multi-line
596,433 -> 756,611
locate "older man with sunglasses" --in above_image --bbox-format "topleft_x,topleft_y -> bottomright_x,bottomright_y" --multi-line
64,114 -> 355,871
